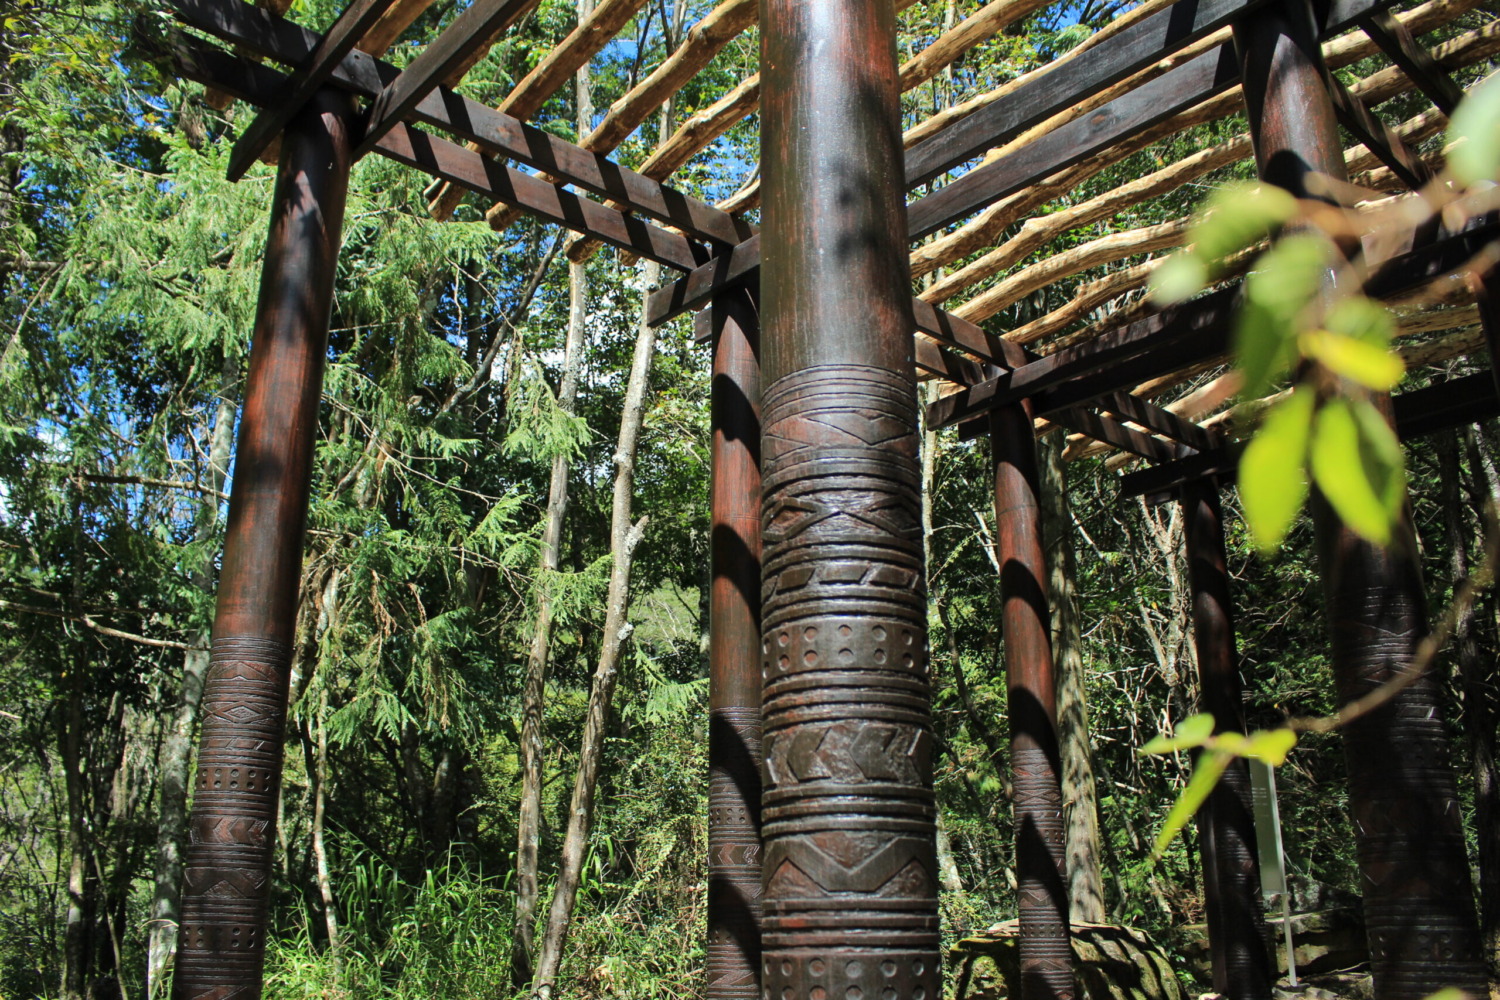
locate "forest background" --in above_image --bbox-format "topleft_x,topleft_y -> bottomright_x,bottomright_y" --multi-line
0,0 -> 1497,996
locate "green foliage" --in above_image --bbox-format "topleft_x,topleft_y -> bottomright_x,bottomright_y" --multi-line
1140,714 -> 1297,858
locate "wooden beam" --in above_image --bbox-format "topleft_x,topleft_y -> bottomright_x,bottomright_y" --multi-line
168,0 -> 749,247
1121,372 -> 1500,499
929,214 -> 1500,430
1326,72 -> 1436,188
904,0 -> 1269,187
907,46 -> 1242,240
1360,8 -> 1465,114
355,0 -> 541,158
927,288 -> 1238,429
226,0 -> 400,181
1097,390 -> 1215,451
160,35 -> 708,271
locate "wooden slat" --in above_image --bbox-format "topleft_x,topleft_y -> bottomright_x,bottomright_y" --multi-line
162,34 -> 707,272
1098,390 -> 1215,451
905,0 -> 1269,187
226,0 -> 400,181
356,0 -> 541,158
927,287 -> 1238,428
425,0 -> 652,218
169,0 -> 748,246
932,215 -> 1500,430
1360,8 -> 1465,114
1326,73 -> 1436,189
479,0 -> 758,228
1062,406 -> 1180,462
908,46 -> 1242,240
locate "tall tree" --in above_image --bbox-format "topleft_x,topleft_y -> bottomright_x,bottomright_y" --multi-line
512,1 -> 594,978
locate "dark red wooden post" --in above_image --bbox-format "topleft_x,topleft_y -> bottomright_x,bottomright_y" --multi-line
1180,479 -> 1272,1000
990,400 -> 1076,1000
1236,5 -> 1487,997
173,89 -> 354,1000
708,286 -> 764,1000
758,0 -> 940,997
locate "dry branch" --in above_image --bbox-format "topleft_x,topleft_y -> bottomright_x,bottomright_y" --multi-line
954,217 -> 1189,323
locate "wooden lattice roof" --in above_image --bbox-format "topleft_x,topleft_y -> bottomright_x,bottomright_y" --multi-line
150,0 -> 1500,488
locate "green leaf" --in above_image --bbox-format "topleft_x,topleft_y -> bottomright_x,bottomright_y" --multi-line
1149,252 -> 1208,304
1448,70 -> 1500,185
1191,182 -> 1300,263
1299,330 -> 1405,390
1152,749 -> 1231,859
1242,727 -> 1297,765
1238,388 -> 1316,554
1140,712 -> 1216,755
1324,296 -> 1396,347
1310,397 -> 1405,545
1235,234 -> 1335,397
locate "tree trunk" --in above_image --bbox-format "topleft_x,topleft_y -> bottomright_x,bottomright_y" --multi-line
147,352 -> 238,998
311,689 -> 341,972
511,12 -> 592,977
1039,430 -> 1107,924
62,650 -> 90,1000
529,258 -> 657,1000
1450,426 -> 1500,976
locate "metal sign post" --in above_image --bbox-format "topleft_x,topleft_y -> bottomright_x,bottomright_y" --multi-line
1250,759 -> 1297,987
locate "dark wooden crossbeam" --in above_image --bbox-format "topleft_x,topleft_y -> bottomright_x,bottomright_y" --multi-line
1119,371 -> 1500,499
927,287 -> 1237,429
649,0 -> 1405,311
163,36 -> 708,271
904,0 -> 1403,239
1359,8 -> 1465,115
170,0 -> 751,247
1064,405 -> 1181,462
905,0 -> 1400,189
355,0 -> 540,159
930,215 -> 1500,430
907,45 -> 1242,238
904,0 -> 1271,187
1392,370 -> 1500,438
1326,72 -> 1435,189
1099,389 -> 1215,451
226,0 -> 399,181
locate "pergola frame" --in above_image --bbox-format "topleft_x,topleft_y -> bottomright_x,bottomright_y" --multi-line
139,0 -> 1500,996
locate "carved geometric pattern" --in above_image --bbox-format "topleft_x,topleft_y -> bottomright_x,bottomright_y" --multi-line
1011,744 -> 1075,1000
176,634 -> 291,1000
709,706 -> 763,999
1326,564 -> 1488,998
759,366 -> 938,1000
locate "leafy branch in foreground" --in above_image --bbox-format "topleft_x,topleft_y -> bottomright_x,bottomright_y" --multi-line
1143,502 -> 1500,859
1150,68 -> 1500,554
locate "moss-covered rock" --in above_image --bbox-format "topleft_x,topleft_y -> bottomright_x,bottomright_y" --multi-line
952,921 -> 1188,1000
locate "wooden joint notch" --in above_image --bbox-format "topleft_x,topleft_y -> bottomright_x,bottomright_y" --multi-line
1325,73 -> 1435,190
169,0 -> 749,248
225,0 -> 401,181
1358,9 -> 1465,116
1121,370 -> 1500,502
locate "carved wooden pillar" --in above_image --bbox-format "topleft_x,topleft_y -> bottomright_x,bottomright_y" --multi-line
708,286 -> 764,1000
990,400 -> 1076,1000
1235,4 -> 1486,996
1181,479 -> 1272,1000
758,0 -> 940,998
173,89 -> 354,1000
